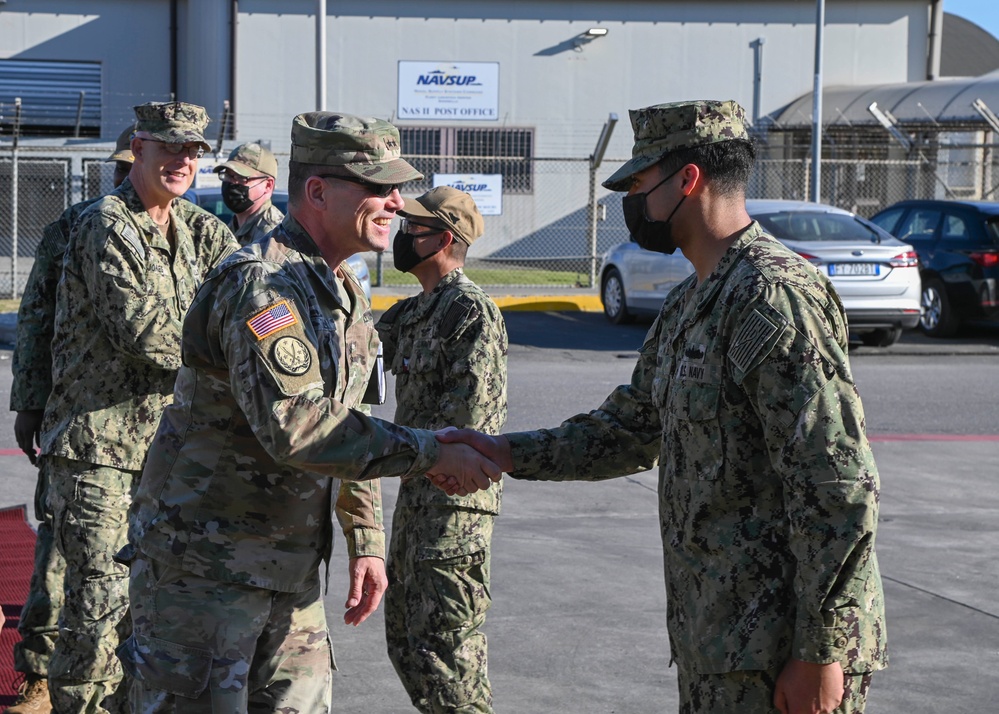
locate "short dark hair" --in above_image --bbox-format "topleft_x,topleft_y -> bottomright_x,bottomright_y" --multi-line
287,160 -> 333,204
658,138 -> 756,196
449,237 -> 468,262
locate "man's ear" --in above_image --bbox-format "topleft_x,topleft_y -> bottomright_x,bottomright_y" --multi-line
680,163 -> 702,196
304,175 -> 327,210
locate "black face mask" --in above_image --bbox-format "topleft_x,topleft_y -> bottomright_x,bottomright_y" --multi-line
221,182 -> 254,214
393,230 -> 445,273
622,166 -> 686,255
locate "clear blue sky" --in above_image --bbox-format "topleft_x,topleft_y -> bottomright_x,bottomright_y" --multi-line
947,0 -> 999,40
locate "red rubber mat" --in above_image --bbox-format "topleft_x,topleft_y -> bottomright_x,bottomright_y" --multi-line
0,504 -> 35,709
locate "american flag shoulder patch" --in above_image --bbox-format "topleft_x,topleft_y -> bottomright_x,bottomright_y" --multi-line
728,308 -> 782,372
246,300 -> 298,340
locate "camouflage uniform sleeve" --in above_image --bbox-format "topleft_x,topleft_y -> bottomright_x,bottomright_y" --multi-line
217,268 -> 440,480
431,292 -> 507,432
729,282 -> 881,665
334,479 -> 385,558
506,318 -> 662,480
10,220 -> 66,411
75,212 -> 182,370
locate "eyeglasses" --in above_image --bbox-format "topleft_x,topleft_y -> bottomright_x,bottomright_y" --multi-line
317,173 -> 401,198
219,170 -> 269,186
400,218 -> 446,236
140,138 -> 205,160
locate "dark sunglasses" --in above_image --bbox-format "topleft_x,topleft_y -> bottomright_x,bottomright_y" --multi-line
318,173 -> 401,198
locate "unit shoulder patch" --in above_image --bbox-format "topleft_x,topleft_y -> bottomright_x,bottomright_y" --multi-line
272,336 -> 312,375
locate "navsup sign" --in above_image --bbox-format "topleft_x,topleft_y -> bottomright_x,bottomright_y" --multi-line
398,61 -> 499,121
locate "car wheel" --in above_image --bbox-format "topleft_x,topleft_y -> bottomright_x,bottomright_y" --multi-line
601,268 -> 633,325
860,327 -> 902,347
920,278 -> 958,337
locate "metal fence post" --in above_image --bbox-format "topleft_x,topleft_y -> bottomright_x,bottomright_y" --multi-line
10,97 -> 22,299
588,114 -> 617,288
586,161 -> 598,287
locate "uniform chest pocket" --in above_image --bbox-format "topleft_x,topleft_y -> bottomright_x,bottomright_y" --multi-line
408,338 -> 440,375
668,383 -> 723,481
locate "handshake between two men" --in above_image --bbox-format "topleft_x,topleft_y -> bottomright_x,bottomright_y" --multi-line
425,428 -> 513,496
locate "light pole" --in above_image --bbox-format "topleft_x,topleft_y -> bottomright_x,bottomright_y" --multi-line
810,0 -> 825,203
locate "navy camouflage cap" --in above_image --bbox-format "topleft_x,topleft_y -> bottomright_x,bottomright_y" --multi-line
290,112 -> 423,184
603,100 -> 749,192
132,101 -> 211,152
400,186 -> 484,245
105,124 -> 136,164
214,142 -> 278,179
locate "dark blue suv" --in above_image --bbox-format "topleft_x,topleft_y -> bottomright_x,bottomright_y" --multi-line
869,200 -> 999,337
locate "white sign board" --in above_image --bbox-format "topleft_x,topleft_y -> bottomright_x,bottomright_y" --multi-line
433,174 -> 502,216
398,61 -> 499,121
194,158 -> 222,189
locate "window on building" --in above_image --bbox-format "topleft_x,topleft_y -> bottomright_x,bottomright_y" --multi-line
399,126 -> 533,194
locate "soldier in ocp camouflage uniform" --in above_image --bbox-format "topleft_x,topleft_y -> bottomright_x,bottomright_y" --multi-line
8,124 -> 135,714
438,100 -> 887,714
376,186 -> 507,713
213,141 -> 284,245
119,112 -> 500,713
39,102 -> 238,714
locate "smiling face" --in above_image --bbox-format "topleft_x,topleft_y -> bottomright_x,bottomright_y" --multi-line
322,176 -> 405,255
131,136 -> 200,207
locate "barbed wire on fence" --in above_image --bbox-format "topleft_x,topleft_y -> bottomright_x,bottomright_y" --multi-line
2,146 -> 999,297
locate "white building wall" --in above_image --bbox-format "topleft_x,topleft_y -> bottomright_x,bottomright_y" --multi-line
0,0 -> 933,256
0,0 -> 174,137
232,0 -> 929,158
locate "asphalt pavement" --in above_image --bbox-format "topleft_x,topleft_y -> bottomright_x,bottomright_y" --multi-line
0,295 -> 997,712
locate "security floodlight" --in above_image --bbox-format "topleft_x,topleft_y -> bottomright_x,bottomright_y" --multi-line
585,28 -> 608,37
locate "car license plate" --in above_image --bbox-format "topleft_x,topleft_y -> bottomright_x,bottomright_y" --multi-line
829,263 -> 879,276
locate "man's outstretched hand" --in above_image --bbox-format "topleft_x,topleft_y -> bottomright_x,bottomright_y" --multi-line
427,429 -> 513,495
425,436 -> 506,496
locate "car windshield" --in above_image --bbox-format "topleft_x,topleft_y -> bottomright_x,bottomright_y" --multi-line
755,211 -> 885,243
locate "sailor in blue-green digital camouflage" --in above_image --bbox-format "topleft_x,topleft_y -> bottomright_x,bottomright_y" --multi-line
36,101 -> 238,714
446,100 -> 886,714
376,185 -> 507,714
6,124 -> 135,714
121,111 -> 482,714
213,141 -> 284,245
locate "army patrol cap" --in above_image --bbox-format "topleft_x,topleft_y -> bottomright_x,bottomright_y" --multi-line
214,142 -> 278,179
105,124 -> 136,163
400,186 -> 484,245
603,100 -> 750,192
132,101 -> 211,152
290,112 -> 423,184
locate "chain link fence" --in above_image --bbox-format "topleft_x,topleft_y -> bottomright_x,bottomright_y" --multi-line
3,143 -> 999,297
0,146 -> 118,297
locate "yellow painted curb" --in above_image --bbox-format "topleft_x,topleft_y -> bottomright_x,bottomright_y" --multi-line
370,294 -> 603,313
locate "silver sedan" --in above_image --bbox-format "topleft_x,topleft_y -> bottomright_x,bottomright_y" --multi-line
599,199 -> 922,347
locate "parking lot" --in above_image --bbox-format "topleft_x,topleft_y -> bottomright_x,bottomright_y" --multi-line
1,312 -> 997,713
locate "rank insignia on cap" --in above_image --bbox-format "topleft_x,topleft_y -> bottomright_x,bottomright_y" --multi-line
247,300 -> 298,340
272,336 -> 312,375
